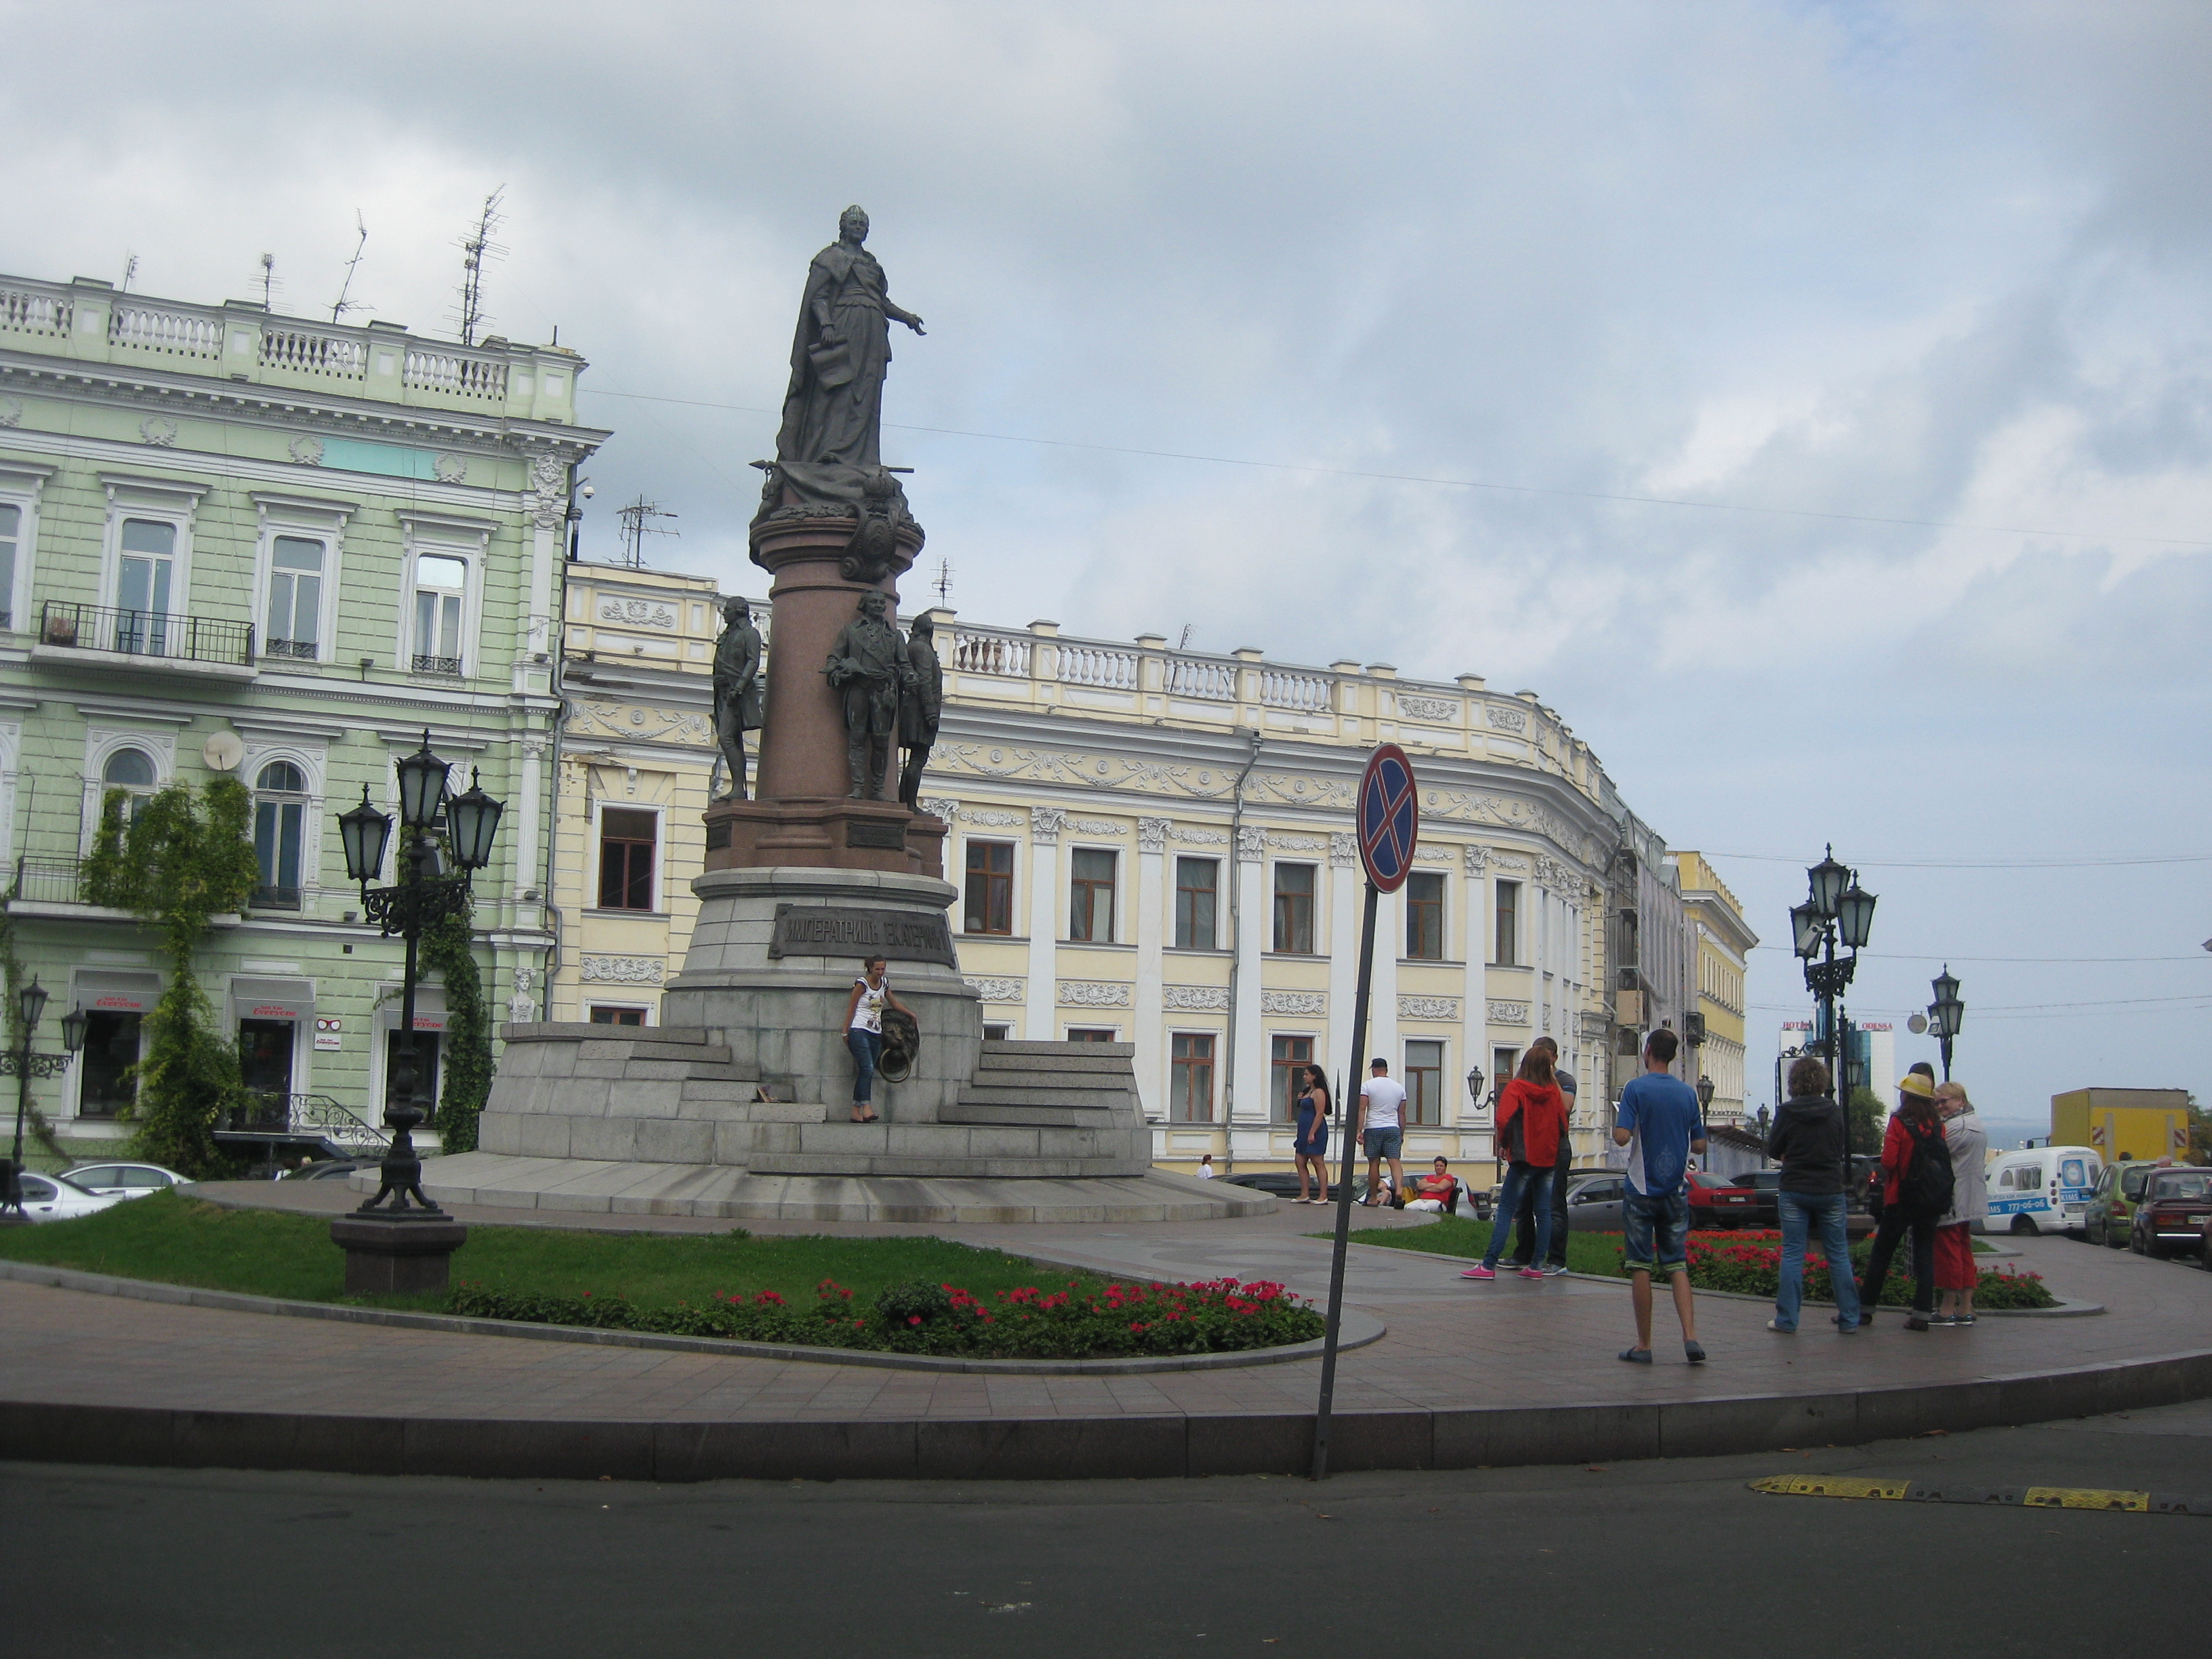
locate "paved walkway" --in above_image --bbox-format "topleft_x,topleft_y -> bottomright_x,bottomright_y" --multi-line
6,1184 -> 2209,1479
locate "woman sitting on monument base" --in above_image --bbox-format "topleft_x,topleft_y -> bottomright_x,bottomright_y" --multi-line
842,955 -> 917,1123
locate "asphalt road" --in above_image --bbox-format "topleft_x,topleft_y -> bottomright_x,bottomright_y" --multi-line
10,1399 -> 2209,1658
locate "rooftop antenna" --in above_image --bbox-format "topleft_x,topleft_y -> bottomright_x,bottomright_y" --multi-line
932,556 -> 953,608
614,496 -> 679,569
451,186 -> 507,346
256,252 -> 278,310
119,252 -> 138,294
330,211 -> 369,322
1177,624 -> 1195,651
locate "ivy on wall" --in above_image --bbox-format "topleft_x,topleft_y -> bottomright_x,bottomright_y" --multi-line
419,890 -> 492,1154
82,779 -> 260,1176
0,892 -> 68,1162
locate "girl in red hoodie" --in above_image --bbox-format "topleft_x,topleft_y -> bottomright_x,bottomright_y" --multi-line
1462,1049 -> 1570,1280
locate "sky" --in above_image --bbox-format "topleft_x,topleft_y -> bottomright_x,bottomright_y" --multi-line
3,1 -> 2205,1141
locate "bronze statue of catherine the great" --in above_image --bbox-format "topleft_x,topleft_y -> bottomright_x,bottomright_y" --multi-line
775,206 -> 925,470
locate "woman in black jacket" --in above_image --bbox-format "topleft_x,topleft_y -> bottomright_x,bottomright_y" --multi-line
1764,1056 -> 1864,1334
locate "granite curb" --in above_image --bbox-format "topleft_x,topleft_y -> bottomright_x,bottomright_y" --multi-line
0,1258 -> 1385,1376
6,1346 -> 2210,1483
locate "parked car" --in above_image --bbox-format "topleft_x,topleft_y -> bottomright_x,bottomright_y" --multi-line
1561,1172 -> 1626,1231
2087,1160 -> 2162,1248
1734,1169 -> 1781,1227
1685,1167 -> 1760,1229
58,1162 -> 191,1200
1987,1145 -> 2102,1236
7,1172 -> 122,1223
2129,1166 -> 2212,1259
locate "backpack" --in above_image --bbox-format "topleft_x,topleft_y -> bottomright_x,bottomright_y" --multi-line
1898,1117 -> 1956,1220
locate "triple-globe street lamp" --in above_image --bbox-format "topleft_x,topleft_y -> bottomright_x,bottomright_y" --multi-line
1789,846 -> 1878,1160
1,979 -> 88,1218
337,732 -> 503,1216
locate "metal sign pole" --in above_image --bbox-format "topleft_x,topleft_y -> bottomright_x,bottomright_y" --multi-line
1311,880 -> 1378,1482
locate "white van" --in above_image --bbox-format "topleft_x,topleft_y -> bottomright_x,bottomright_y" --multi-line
1985,1145 -> 2102,1235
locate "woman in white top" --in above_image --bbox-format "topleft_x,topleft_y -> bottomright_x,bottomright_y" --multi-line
841,955 -> 916,1123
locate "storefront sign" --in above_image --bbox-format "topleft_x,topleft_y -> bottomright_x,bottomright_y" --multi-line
314,1016 -> 343,1052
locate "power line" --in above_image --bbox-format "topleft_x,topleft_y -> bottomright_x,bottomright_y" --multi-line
1750,947 -> 2209,964
578,385 -> 2212,550
1707,851 -> 2209,869
1752,992 -> 2212,1015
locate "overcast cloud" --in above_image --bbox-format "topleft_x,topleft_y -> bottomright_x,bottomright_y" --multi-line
5,1 -> 2206,1134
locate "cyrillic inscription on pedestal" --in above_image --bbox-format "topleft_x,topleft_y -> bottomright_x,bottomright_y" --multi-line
768,903 -> 956,966
847,820 -> 906,850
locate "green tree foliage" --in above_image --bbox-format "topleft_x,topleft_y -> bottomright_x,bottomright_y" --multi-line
1845,1085 -> 1885,1154
0,899 -> 66,1162
81,780 -> 259,1176
419,888 -> 493,1154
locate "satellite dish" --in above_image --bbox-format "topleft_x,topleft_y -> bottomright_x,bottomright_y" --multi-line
201,730 -> 245,773
1906,1012 -> 1928,1035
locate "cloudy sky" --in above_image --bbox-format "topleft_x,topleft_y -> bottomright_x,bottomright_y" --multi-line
7,1 -> 2206,1137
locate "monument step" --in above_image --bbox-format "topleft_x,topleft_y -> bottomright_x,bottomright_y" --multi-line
978,1038 -> 1136,1061
743,1150 -> 1145,1179
954,1082 -> 1135,1112
937,1102 -> 1123,1129
971,1050 -> 1140,1078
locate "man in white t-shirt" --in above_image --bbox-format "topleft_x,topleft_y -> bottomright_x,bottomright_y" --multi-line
1357,1057 -> 1408,1208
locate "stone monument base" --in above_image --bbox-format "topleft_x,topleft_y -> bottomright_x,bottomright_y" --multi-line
705,796 -> 944,879
375,1155 -> 1270,1225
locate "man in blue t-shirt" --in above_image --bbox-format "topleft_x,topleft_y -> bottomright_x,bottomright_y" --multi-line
1612,1027 -> 1708,1366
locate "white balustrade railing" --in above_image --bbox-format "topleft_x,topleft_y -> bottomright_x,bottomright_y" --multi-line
403,347 -> 508,400
1258,668 -> 1331,713
110,304 -> 223,359
951,632 -> 1031,678
1059,643 -> 1139,691
1165,655 -> 1237,701
1,286 -> 72,337
261,327 -> 365,379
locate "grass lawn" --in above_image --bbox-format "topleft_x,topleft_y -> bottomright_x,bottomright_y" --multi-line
1330,1216 -> 1626,1274
0,1191 -> 1110,1313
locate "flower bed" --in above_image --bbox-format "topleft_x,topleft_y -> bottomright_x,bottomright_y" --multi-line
447,1274 -> 1326,1360
1669,1231 -> 2057,1310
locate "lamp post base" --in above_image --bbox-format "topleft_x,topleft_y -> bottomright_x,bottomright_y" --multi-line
329,1212 -> 469,1295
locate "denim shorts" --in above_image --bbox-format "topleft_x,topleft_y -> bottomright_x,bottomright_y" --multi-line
1623,1189 -> 1690,1274
1362,1126 -> 1403,1160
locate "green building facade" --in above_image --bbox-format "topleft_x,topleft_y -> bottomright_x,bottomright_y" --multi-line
0,271 -> 608,1155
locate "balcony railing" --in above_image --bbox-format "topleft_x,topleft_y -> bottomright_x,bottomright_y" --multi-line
251,883 -> 302,912
412,652 -> 463,676
41,600 -> 255,665
263,637 -> 319,661
12,855 -> 84,906
225,1092 -> 390,1153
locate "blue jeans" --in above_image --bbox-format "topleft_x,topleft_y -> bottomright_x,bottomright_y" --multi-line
1776,1189 -> 1862,1330
847,1027 -> 882,1104
1482,1163 -> 1555,1269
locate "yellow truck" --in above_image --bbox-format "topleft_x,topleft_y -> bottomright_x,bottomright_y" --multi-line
2051,1088 -> 2191,1164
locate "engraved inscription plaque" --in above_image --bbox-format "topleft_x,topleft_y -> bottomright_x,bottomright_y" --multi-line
768,904 -> 958,967
846,819 -> 907,850
705,819 -> 732,851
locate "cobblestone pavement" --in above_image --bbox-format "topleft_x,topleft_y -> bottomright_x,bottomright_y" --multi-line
5,1184 -> 2207,1427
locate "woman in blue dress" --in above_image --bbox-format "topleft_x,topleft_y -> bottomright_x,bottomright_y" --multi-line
1294,1065 -> 1333,1204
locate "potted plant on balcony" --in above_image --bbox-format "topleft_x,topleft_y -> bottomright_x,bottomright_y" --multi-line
41,609 -> 77,647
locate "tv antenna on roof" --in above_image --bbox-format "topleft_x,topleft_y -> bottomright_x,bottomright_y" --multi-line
615,496 -> 679,569
1177,623 -> 1195,651
331,211 -> 369,323
119,252 -> 138,294
256,252 -> 279,310
932,556 -> 953,608
451,186 -> 507,346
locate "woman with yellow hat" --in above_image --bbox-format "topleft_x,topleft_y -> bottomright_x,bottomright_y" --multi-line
1855,1071 -> 1951,1330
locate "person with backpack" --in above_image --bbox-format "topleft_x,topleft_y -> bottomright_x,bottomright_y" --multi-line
1856,1071 -> 1951,1330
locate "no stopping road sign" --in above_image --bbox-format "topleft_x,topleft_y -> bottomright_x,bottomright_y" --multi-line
1356,743 -> 1418,893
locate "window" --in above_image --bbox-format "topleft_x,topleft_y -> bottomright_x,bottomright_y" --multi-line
1271,1033 -> 1315,1122
252,760 -> 308,909
1405,1039 -> 1444,1126
597,808 -> 658,910
1494,879 -> 1520,965
1170,1032 -> 1215,1122
1174,857 -> 1218,950
411,552 -> 468,674
78,1010 -> 143,1115
1405,872 -> 1445,960
1069,848 -> 1116,942
1067,1027 -> 1116,1042
1491,1048 -> 1519,1105
116,518 -> 178,653
103,748 -> 157,789
0,502 -> 18,630
265,536 -> 325,659
589,1006 -> 647,1026
384,1029 -> 441,1107
964,841 -> 1013,935
982,1023 -> 1013,1042
1272,864 -> 1315,954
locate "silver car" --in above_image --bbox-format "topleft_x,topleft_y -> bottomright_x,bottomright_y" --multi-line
9,1172 -> 123,1222
58,1162 -> 191,1200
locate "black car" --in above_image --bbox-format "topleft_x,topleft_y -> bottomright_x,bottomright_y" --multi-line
1736,1170 -> 1781,1227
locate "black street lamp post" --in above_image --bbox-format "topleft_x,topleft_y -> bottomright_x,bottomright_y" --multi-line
1,979 -> 89,1220
337,731 -> 504,1217
1929,966 -> 1964,1082
1790,845 -> 1877,1163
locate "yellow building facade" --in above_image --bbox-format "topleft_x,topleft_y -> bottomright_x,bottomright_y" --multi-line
1675,850 -> 1755,1127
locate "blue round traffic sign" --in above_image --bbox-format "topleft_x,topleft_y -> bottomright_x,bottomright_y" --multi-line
1356,743 -> 1419,893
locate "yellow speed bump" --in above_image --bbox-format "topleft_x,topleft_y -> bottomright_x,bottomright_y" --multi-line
1753,1476 -> 2186,1515
1750,1475 -> 1909,1500
2024,1488 -> 2149,1512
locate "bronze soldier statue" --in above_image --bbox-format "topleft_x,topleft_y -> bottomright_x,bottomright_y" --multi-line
897,611 -> 943,811
823,590 -> 907,799
713,597 -> 765,800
